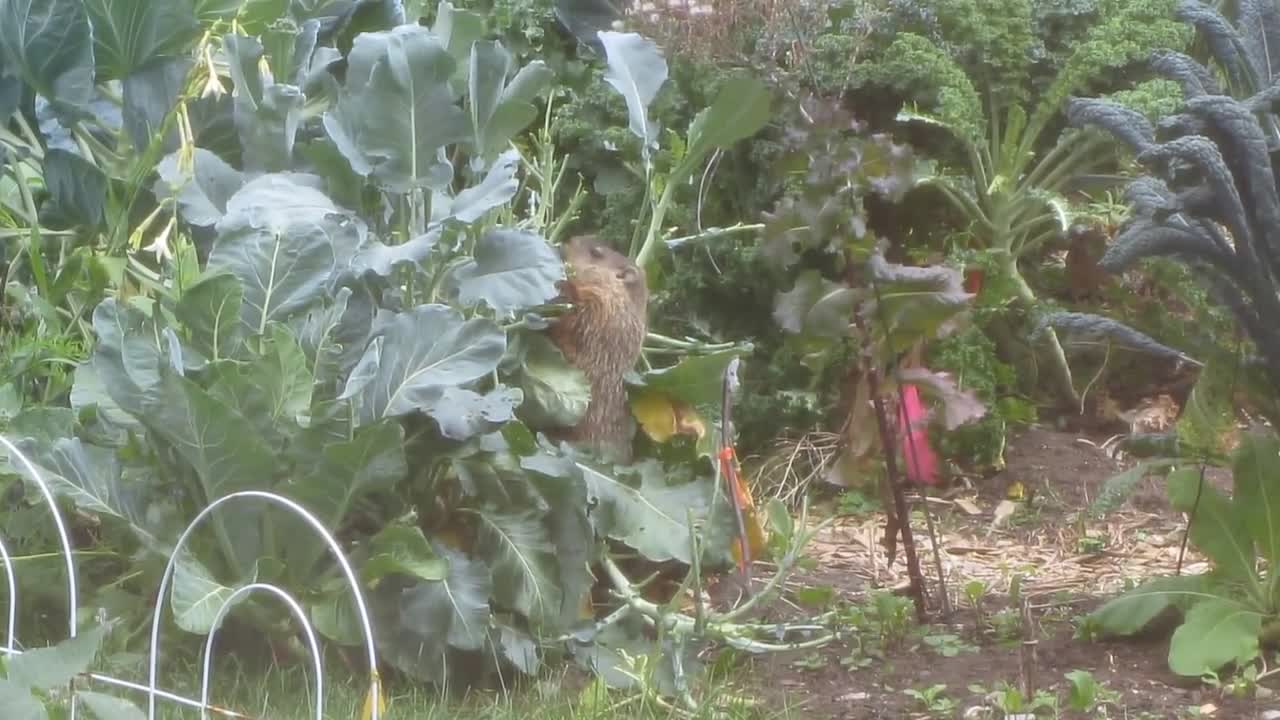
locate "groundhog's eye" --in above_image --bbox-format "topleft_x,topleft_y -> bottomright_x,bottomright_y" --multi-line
589,245 -> 605,259
619,267 -> 637,283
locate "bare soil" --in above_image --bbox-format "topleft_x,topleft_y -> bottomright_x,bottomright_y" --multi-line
720,427 -> 1267,719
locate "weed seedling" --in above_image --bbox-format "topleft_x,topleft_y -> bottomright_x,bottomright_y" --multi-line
903,684 -> 956,717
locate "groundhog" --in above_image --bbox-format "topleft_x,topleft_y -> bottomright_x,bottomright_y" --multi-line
548,234 -> 649,463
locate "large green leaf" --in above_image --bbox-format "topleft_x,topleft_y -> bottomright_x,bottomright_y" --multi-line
122,56 -> 193,153
0,0 -> 94,113
223,34 -> 305,173
204,324 -> 312,450
82,0 -> 197,81
467,40 -> 553,160
597,31 -> 667,160
350,228 -> 441,278
373,546 -> 492,682
513,334 -> 590,428
773,270 -> 860,338
470,507 -> 562,628
208,174 -> 356,334
323,24 -> 470,192
1168,597 -> 1261,676
20,438 -> 163,547
340,304 -> 506,426
170,548 -> 243,633
635,349 -> 741,413
527,462 -> 595,629
449,228 -> 565,316
686,76 -> 771,160
865,254 -> 973,353
154,148 -> 245,228
42,149 -> 107,228
5,624 -> 106,690
439,149 -> 519,223
1232,431 -> 1280,564
85,299 -> 165,419
294,285 -> 373,388
362,524 -> 447,585
1167,466 -> 1257,583
0,680 -> 43,720
142,369 -> 277,577
430,1 -> 485,66
70,362 -> 142,432
282,418 -> 407,580
1087,574 -> 1206,636
578,459 -> 719,564
175,272 -> 245,362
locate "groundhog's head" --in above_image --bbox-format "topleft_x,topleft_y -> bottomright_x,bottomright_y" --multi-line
559,235 -> 648,312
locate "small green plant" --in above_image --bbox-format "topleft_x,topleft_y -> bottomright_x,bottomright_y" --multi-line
836,489 -> 882,516
964,579 -> 990,629
1064,669 -> 1119,713
836,591 -> 920,669
985,680 -> 1058,715
990,607 -> 1025,644
1083,431 -> 1280,677
903,683 -> 957,717
921,632 -> 978,658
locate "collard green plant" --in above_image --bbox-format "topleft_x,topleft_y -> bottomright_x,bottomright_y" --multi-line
0,0 -> 778,697
1082,431 -> 1280,677
853,0 -> 1190,404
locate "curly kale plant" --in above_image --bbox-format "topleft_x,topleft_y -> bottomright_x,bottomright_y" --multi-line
852,0 -> 1190,404
1066,0 -> 1280,679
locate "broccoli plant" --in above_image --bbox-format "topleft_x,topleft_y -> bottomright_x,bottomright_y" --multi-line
0,0 -> 801,703
851,0 -> 1190,404
1064,0 -> 1280,678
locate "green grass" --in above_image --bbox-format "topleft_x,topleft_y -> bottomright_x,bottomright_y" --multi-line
72,655 -> 805,720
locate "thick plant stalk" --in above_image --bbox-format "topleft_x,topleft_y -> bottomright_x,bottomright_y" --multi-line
999,253 -> 1078,405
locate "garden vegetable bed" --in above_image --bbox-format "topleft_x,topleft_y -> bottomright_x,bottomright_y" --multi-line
721,428 -> 1259,719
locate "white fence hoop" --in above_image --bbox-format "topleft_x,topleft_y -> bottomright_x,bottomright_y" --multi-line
0,434 -> 382,720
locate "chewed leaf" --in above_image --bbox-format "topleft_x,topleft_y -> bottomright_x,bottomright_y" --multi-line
450,228 -> 565,316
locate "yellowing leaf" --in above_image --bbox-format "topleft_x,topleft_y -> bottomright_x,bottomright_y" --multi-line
631,389 -> 677,441
1005,481 -> 1025,500
631,390 -> 707,443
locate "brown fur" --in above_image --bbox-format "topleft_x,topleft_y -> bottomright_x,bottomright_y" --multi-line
548,235 -> 649,463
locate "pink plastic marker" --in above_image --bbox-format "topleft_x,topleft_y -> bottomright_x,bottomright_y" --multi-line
897,384 -> 940,486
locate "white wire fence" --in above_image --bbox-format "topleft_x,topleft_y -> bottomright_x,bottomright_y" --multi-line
0,435 -> 383,720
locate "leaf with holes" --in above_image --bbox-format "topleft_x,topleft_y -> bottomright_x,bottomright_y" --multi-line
450,228 -> 565,316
